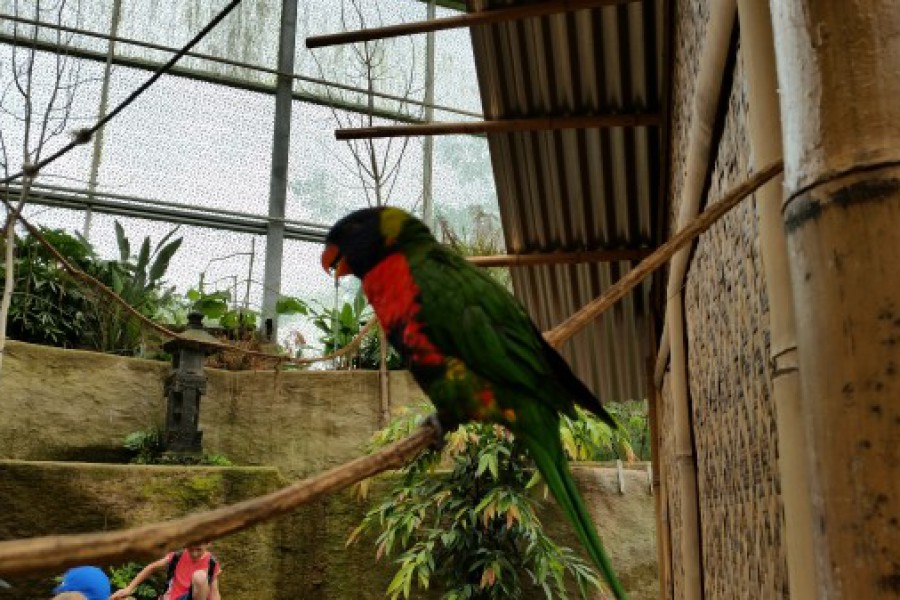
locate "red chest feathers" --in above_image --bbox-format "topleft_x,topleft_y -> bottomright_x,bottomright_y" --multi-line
362,254 -> 443,366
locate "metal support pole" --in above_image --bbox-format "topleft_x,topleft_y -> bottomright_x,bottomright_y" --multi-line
421,0 -> 436,230
83,0 -> 122,240
261,0 -> 299,341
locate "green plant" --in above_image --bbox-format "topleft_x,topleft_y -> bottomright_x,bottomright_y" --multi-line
349,406 -> 602,600
560,407 -> 635,463
84,222 -> 182,353
108,562 -> 165,600
438,206 -> 511,291
308,288 -> 369,369
123,429 -> 163,465
305,288 -> 403,370
1,228 -> 95,348
123,429 -> 232,466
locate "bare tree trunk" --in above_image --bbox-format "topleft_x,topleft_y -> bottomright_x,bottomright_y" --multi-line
378,325 -> 390,426
771,1 -> 900,597
0,180 -> 31,376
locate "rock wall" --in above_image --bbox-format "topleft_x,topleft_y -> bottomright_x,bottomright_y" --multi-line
0,341 -> 658,599
0,340 -> 427,475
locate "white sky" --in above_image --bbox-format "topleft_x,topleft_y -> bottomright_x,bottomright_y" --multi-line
0,0 -> 498,354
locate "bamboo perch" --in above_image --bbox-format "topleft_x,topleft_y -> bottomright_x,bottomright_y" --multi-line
306,0 -> 640,49
0,162 -> 781,577
0,424 -> 438,577
467,247 -> 652,267
335,113 -> 659,140
543,159 -> 781,349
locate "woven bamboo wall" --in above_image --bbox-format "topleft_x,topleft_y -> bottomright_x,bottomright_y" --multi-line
659,1 -> 789,598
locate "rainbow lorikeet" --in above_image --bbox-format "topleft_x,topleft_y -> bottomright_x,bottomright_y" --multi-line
321,206 -> 627,600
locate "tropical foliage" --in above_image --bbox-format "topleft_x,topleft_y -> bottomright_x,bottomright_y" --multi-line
349,405 -> 603,600
123,428 -> 232,466
0,223 -> 181,354
108,562 -> 165,600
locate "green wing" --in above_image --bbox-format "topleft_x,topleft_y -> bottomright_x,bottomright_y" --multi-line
409,244 -> 612,423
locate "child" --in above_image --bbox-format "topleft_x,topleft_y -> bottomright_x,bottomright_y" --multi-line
109,543 -> 221,600
52,566 -> 111,600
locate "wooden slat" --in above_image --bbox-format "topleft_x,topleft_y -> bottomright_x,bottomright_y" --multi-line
467,247 -> 652,267
336,113 -> 659,140
306,0 -> 641,48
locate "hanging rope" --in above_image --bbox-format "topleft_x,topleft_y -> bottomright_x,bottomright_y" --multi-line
0,0 -> 244,187
0,161 -> 783,577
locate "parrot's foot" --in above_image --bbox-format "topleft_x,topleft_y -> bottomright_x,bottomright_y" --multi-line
420,413 -> 447,451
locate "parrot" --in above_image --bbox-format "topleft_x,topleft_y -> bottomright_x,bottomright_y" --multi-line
321,205 -> 627,600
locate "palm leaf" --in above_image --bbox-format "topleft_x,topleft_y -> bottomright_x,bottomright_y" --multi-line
114,221 -> 130,263
148,237 -> 182,284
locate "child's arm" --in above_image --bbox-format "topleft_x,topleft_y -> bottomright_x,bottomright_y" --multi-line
109,557 -> 169,599
209,574 -> 221,600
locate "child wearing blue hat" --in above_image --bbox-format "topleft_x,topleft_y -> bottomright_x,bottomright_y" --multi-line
52,566 -> 111,600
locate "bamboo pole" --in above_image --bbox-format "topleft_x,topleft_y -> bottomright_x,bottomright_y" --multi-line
0,424 -> 438,576
661,2 -> 737,597
737,2 -> 817,598
335,113 -> 660,140
770,2 -> 900,597
646,350 -> 671,600
666,293 -> 702,600
305,0 -> 640,48
467,247 -> 652,267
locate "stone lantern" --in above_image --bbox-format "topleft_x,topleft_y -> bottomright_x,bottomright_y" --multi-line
162,312 -> 220,454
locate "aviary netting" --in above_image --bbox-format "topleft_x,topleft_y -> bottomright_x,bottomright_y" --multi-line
0,0 -> 783,579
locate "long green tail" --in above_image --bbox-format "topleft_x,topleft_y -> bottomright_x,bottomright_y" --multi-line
526,437 -> 628,600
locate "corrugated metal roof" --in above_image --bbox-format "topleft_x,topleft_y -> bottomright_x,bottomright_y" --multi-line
469,0 -> 664,403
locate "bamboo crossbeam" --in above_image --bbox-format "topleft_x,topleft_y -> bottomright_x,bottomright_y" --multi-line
544,159 -> 782,349
336,113 -> 659,140
306,0 -> 640,49
467,247 -> 652,267
0,425 -> 438,577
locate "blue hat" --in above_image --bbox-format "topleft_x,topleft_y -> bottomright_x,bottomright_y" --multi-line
53,566 -> 111,600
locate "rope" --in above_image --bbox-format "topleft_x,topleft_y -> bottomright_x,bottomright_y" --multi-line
0,0 -> 244,186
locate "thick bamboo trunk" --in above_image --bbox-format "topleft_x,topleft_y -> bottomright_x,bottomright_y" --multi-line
771,1 -> 900,597
737,2 -> 817,598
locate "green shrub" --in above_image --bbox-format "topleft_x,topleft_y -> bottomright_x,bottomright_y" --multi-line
349,406 -> 602,600
123,429 -> 233,466
108,562 -> 165,600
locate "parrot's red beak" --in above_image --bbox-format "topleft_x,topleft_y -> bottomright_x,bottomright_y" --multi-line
321,243 -> 352,278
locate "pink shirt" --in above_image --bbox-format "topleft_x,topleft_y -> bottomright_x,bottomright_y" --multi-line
164,551 -> 220,599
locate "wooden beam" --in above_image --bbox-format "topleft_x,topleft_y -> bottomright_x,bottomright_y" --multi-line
467,248 -> 652,267
306,0 -> 640,48
336,113 -> 659,140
